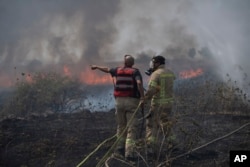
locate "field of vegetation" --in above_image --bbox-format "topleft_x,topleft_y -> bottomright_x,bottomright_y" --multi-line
0,72 -> 249,167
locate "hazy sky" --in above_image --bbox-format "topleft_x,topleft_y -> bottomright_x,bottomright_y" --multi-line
0,0 -> 249,89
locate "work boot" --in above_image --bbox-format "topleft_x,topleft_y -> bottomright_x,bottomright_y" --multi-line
113,147 -> 125,158
125,156 -> 137,162
125,151 -> 138,161
125,155 -> 137,166
146,146 -> 157,162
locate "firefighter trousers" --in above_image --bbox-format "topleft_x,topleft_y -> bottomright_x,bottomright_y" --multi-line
146,104 -> 172,154
115,97 -> 140,158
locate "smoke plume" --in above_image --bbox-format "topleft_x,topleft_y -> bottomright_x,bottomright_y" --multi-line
0,0 -> 249,94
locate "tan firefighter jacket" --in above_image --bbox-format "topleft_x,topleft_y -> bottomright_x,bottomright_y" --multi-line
145,65 -> 175,105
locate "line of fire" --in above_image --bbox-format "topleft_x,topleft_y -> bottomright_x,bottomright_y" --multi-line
0,53 -> 249,113
0,61 -> 205,87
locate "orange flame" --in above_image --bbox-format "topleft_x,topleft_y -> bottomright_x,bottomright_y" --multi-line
80,68 -> 112,85
63,65 -> 72,77
25,74 -> 33,83
0,65 -> 114,88
0,74 -> 13,87
62,65 -> 112,85
179,68 -> 203,79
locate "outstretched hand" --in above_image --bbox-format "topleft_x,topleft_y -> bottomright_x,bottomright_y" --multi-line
90,65 -> 97,70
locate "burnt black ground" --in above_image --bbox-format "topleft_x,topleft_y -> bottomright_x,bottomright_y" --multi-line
0,110 -> 249,167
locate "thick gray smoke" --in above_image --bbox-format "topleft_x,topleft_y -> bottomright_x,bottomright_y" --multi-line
0,0 -> 249,94
113,1 -> 250,75
0,0 -> 120,86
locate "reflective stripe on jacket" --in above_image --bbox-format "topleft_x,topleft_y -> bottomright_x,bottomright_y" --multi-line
114,67 -> 139,97
149,66 -> 175,105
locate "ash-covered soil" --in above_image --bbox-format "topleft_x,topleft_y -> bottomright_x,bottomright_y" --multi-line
0,110 -> 116,167
0,110 -> 249,167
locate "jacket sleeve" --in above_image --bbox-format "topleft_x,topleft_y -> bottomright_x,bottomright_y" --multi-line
145,72 -> 160,99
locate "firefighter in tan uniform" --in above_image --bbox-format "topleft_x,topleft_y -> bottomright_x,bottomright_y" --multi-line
91,55 -> 144,161
143,55 -> 175,158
